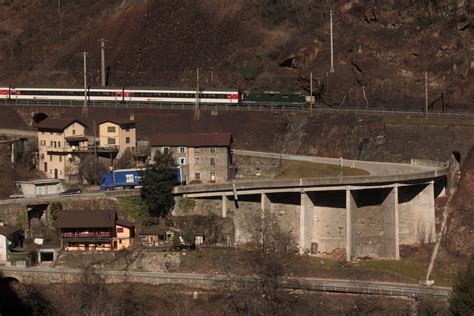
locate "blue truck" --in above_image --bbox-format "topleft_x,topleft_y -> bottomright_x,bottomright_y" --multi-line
100,167 -> 184,190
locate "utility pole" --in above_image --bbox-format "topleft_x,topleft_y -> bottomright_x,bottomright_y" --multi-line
310,72 -> 313,113
195,67 -> 199,109
194,67 -> 200,120
424,72 -> 428,116
82,52 -> 88,117
330,9 -> 335,73
100,38 -> 107,87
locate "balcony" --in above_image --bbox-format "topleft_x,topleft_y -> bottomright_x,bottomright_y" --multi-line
46,144 -> 119,155
62,231 -> 111,238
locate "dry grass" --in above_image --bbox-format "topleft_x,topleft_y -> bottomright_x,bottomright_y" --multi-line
274,160 -> 369,179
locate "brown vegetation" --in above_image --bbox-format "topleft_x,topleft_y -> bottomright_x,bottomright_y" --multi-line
0,1 -> 472,110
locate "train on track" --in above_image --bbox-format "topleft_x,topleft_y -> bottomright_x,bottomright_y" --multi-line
0,86 -> 307,107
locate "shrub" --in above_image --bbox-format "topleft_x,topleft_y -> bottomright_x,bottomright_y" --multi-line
314,28 -> 326,42
177,196 -> 195,214
449,254 -> 474,315
242,57 -> 263,81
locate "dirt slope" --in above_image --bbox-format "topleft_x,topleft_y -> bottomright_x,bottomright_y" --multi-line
0,1 -> 472,110
445,146 -> 474,257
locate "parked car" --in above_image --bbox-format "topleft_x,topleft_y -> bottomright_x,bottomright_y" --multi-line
59,188 -> 81,195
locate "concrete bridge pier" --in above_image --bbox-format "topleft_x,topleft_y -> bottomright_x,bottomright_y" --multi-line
221,195 -> 228,218
299,192 -> 313,254
398,181 -> 436,245
345,187 -> 401,261
346,189 -> 355,261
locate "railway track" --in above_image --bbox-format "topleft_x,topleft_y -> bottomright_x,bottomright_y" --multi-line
3,99 -> 474,119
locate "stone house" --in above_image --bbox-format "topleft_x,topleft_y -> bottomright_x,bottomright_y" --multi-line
149,133 -> 233,184
36,118 -> 88,180
0,221 -> 21,263
56,210 -> 134,251
98,119 -> 137,159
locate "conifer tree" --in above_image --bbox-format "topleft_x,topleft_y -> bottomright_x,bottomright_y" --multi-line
140,151 -> 177,217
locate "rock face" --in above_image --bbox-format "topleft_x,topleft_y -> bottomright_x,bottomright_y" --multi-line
445,146 -> 474,257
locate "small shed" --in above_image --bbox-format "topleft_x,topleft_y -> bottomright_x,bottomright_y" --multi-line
16,179 -> 63,197
138,225 -> 175,247
0,221 -> 21,263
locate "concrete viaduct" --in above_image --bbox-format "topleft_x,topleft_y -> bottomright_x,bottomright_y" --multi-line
175,151 -> 448,261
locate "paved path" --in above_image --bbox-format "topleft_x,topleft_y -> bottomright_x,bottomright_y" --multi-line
0,266 -> 450,300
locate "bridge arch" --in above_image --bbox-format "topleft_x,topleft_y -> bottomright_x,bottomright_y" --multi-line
452,151 -> 461,164
0,276 -> 21,284
32,112 -> 48,124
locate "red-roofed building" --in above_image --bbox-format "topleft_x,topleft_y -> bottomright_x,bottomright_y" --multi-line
149,133 -> 233,183
56,210 -> 135,251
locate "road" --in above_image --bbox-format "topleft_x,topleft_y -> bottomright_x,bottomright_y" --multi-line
0,150 -> 447,204
0,189 -> 140,206
233,149 -> 445,176
0,266 -> 450,300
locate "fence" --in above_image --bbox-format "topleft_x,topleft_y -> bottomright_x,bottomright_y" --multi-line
2,99 -> 474,119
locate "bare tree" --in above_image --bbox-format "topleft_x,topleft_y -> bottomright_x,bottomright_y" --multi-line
78,154 -> 106,185
222,210 -> 298,315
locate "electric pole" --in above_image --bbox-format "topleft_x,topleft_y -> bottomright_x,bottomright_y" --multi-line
100,38 -> 107,87
82,52 -> 88,117
425,72 -> 428,116
195,67 -> 200,109
93,119 -> 98,184
330,9 -> 335,73
194,67 -> 200,120
310,72 -> 313,113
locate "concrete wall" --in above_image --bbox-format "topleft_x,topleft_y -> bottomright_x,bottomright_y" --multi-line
310,191 -> 346,253
398,182 -> 436,244
268,192 -> 300,245
228,194 -> 261,244
234,155 -> 282,179
349,188 -> 398,258
173,197 -> 222,217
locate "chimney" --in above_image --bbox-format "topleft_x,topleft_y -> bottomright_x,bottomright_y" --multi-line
0,220 -> 4,227
130,112 -> 135,121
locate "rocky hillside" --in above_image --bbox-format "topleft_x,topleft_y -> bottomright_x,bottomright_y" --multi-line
0,0 -> 472,110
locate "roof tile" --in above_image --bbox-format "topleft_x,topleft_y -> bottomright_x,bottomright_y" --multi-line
35,118 -> 87,131
56,210 -> 117,228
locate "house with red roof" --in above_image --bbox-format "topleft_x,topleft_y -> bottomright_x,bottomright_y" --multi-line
56,210 -> 134,251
